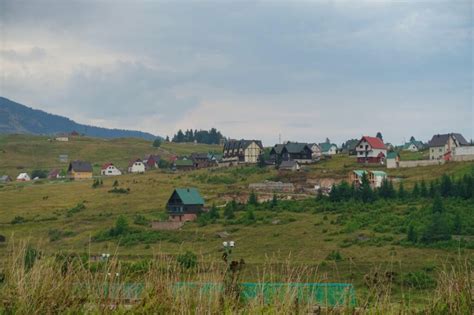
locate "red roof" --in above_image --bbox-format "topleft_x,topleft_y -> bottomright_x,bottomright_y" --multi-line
101,163 -> 113,170
359,136 -> 386,149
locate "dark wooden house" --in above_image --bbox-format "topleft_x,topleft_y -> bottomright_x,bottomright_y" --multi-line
167,188 -> 205,222
281,143 -> 312,161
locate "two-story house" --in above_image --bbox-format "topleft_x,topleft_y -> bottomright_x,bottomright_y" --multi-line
223,139 -> 263,164
355,136 -> 387,164
428,133 -> 469,160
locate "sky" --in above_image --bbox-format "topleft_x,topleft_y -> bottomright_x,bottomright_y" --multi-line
0,0 -> 472,145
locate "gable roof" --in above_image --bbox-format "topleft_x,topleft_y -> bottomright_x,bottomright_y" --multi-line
428,133 -> 469,147
358,136 -> 386,149
387,152 -> 400,159
370,171 -> 387,177
319,142 -> 337,152
171,188 -> 204,205
0,175 -> 12,182
283,143 -> 311,154
48,169 -> 60,178
352,170 -> 368,177
101,163 -> 114,170
224,139 -> 263,152
69,160 -> 93,173
403,140 -> 424,150
128,158 -> 144,167
271,144 -> 285,155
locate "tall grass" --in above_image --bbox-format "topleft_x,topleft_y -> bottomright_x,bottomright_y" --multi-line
0,241 -> 471,314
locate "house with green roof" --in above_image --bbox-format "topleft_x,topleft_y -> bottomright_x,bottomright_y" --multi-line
386,152 -> 400,169
167,188 -> 205,222
173,159 -> 195,171
403,139 -> 424,152
319,142 -> 338,156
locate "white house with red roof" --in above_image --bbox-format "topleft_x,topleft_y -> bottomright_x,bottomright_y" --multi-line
101,163 -> 122,176
355,136 -> 387,164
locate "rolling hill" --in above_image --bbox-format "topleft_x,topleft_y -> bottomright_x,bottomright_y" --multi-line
0,97 -> 158,140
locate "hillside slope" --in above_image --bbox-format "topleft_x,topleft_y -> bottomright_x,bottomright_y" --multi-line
0,97 -> 157,140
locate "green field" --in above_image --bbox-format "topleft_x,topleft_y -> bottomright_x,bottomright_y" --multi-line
0,135 -> 473,311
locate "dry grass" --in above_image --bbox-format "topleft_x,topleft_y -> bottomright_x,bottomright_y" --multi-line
0,242 -> 471,314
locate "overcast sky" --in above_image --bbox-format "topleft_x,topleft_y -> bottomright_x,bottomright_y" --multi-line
1,0 -> 472,145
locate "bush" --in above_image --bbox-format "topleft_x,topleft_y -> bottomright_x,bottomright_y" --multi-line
401,271 -> 436,289
326,250 -> 343,261
66,203 -> 86,217
177,251 -> 198,269
153,138 -> 162,148
31,169 -> 48,179
133,214 -> 150,226
11,216 -> 27,224
108,187 -> 130,194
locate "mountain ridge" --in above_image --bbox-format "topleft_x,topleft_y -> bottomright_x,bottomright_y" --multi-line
0,97 -> 158,140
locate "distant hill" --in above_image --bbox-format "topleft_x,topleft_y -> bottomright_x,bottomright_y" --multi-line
0,97 -> 158,140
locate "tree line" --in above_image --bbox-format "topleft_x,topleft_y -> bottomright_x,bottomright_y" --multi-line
170,128 -> 225,145
325,172 -> 474,203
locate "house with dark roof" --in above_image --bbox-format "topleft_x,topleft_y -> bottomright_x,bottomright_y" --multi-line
281,143 -> 312,162
223,139 -> 263,164
269,144 -> 285,162
428,133 -> 469,161
279,160 -> 301,172
167,188 -> 205,222
0,175 -> 12,183
190,152 -> 214,168
48,169 -> 63,179
355,136 -> 387,164
68,161 -> 93,179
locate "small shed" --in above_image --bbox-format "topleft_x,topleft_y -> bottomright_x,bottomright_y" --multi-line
174,159 -> 194,171
279,160 -> 301,172
167,188 -> 205,222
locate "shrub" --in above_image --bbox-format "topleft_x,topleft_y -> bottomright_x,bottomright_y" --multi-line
11,216 -> 27,225
401,271 -> 436,289
108,187 -> 129,194
66,203 -> 86,217
177,251 -> 198,269
133,214 -> 150,226
31,169 -> 48,179
326,250 -> 343,261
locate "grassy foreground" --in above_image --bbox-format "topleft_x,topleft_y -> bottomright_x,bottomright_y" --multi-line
0,242 -> 471,314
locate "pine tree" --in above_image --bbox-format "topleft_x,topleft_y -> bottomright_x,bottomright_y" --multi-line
412,182 -> 420,198
223,201 -> 235,219
209,203 -> 220,220
439,174 -> 452,197
271,194 -> 278,208
248,191 -> 258,206
432,194 -> 444,213
420,180 -> 428,197
360,173 -> 374,203
376,132 -> 383,140
398,182 -> 406,200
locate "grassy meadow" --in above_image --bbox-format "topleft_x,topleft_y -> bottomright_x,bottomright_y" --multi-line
0,135 -> 473,312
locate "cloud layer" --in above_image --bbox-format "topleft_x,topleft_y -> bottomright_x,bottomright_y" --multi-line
1,0 -> 472,145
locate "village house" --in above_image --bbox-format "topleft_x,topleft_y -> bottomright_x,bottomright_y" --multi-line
190,152 -> 213,168
349,170 -> 387,188
269,144 -> 285,162
355,136 -> 387,164
68,161 -> 93,179
128,159 -> 146,173
386,152 -> 400,169
308,143 -> 322,159
167,188 -> 205,222
101,163 -> 122,176
280,143 -> 313,163
143,154 -> 160,170
55,134 -> 69,142
16,172 -> 31,182
402,139 -> 424,152
319,142 -> 338,156
174,159 -> 195,171
222,139 -> 263,164
428,133 -> 469,161
48,169 -> 64,179
279,160 -> 301,172
0,175 -> 12,183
